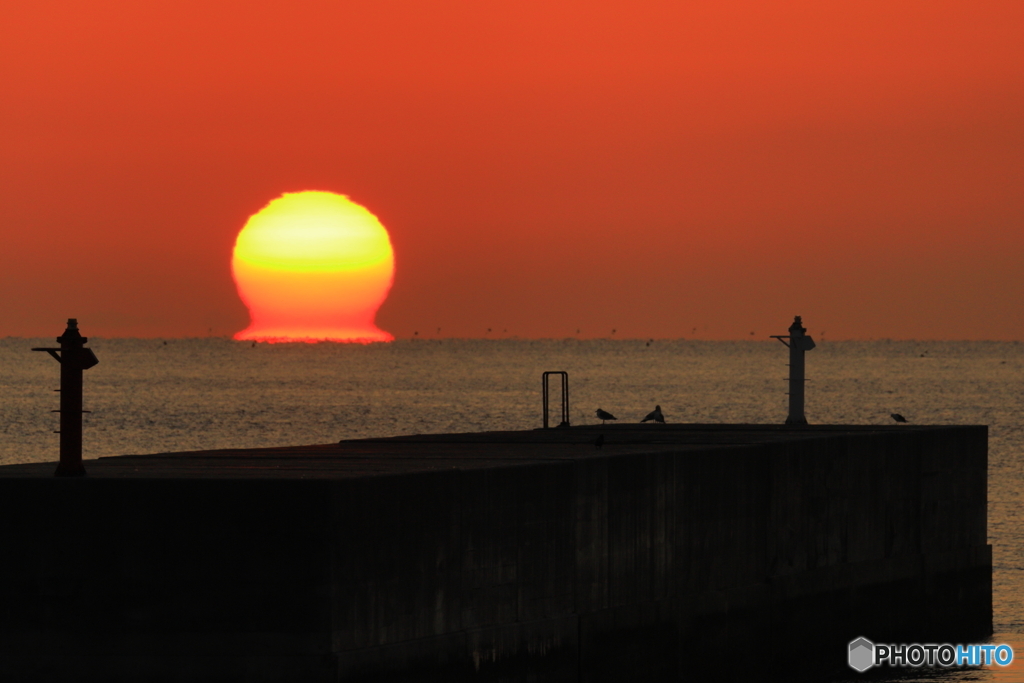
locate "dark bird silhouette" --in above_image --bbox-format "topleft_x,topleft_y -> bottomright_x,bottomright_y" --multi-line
641,405 -> 665,423
595,434 -> 605,449
595,408 -> 617,424
891,413 -> 908,423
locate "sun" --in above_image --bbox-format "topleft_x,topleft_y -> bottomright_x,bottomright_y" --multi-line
232,191 -> 395,342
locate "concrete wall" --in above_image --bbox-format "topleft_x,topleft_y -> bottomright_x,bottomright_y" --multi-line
0,426 -> 990,681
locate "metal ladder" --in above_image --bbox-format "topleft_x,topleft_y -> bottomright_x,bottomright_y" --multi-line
542,371 -> 570,428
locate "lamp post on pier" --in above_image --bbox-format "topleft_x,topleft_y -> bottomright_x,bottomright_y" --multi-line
32,319 -> 99,476
771,316 -> 816,425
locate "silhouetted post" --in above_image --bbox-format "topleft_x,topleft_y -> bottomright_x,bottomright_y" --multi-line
542,371 -> 570,428
771,316 -> 815,425
32,319 -> 99,476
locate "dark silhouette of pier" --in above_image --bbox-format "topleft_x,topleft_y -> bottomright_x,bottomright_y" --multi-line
0,423 -> 990,682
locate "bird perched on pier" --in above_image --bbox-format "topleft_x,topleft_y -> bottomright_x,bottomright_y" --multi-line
890,413 -> 908,423
595,408 -> 617,424
641,405 -> 665,423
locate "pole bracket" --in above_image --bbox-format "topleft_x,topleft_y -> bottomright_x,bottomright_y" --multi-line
32,348 -> 62,363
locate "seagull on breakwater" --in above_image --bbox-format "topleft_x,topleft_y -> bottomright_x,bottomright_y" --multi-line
595,408 -> 617,424
641,405 -> 665,423
890,413 -> 908,423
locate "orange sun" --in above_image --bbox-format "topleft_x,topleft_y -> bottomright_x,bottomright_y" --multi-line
232,191 -> 395,342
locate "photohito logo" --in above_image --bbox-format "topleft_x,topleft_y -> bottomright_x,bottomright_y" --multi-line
848,637 -> 1014,672
848,638 -> 874,672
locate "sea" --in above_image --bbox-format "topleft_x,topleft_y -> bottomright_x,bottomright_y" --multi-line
1,337 -> 1021,681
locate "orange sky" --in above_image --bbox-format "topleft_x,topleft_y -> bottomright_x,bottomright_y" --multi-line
1,1 -> 1022,340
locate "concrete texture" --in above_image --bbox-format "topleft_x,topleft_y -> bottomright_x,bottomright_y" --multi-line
0,425 -> 990,681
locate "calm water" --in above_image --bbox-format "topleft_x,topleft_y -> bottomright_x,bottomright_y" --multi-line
1,337 -> 1021,680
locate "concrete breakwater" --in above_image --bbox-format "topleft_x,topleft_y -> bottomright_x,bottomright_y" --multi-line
0,425 -> 990,681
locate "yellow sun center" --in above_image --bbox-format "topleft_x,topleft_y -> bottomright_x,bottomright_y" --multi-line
233,193 -> 392,272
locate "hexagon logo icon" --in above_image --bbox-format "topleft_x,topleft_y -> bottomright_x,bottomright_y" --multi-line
849,637 -> 874,672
